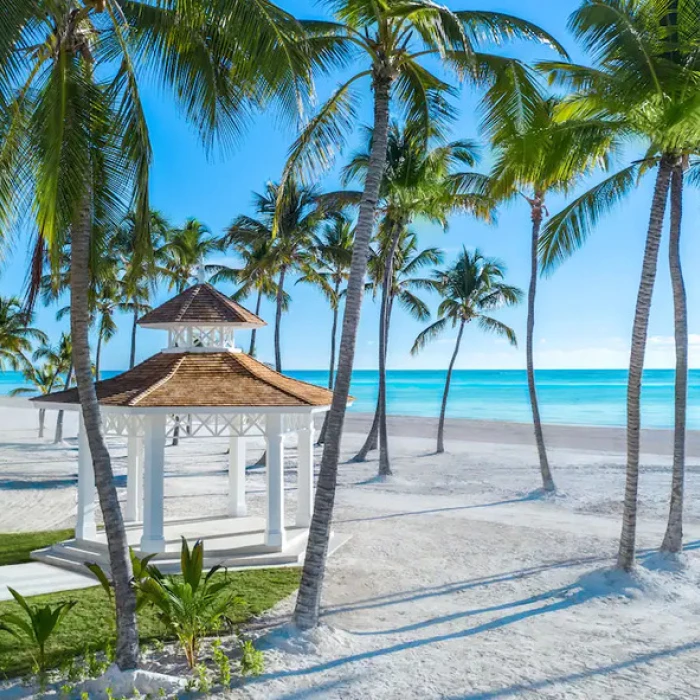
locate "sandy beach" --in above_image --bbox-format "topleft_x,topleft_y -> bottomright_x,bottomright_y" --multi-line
2,404 -> 700,697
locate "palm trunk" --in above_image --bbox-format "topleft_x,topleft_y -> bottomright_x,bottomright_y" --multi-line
527,198 -> 555,492
352,298 -> 393,461
95,329 -> 103,382
38,408 -> 46,439
54,362 -> 73,444
293,73 -> 392,631
129,306 -> 138,369
617,157 -> 673,571
438,320 -> 465,454
72,193 -> 139,668
249,290 -> 263,356
661,163 -> 687,555
274,265 -> 287,372
317,279 -> 341,446
378,225 -> 402,477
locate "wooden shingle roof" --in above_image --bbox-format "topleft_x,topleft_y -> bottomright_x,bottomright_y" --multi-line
138,284 -> 265,327
33,352 -> 334,408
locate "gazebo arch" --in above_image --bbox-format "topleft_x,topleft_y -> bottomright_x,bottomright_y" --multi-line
31,283 -> 348,571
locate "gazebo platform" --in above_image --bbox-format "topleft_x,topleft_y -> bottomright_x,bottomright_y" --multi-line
32,515 -> 351,575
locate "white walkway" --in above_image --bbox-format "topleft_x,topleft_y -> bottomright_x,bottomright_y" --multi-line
0,562 -> 95,601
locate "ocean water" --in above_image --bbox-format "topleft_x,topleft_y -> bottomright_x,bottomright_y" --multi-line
2,369 -> 698,430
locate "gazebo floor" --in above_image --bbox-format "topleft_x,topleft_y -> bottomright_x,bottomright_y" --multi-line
30,515 -> 351,577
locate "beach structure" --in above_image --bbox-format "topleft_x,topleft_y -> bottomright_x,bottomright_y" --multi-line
30,283 -> 346,573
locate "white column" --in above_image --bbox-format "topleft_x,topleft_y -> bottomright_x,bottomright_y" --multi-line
295,422 -> 315,528
140,414 -> 166,553
228,435 -> 247,517
265,414 -> 286,549
75,417 -> 97,541
125,419 -> 143,523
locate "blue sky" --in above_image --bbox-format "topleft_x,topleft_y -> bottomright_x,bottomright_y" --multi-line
3,0 -> 699,372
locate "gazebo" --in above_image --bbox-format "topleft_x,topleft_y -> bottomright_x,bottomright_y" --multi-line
31,283 -> 347,572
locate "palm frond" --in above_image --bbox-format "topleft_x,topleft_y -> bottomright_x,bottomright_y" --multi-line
410,316 -> 448,355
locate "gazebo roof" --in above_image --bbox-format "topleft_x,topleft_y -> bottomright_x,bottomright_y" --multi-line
33,352 -> 334,409
138,284 -> 265,328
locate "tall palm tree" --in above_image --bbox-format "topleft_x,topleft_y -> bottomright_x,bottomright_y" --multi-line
539,0 -> 700,569
224,180 -> 334,372
0,297 -> 47,370
298,216 -> 354,445
485,87 -> 614,492
33,332 -> 73,443
93,280 -> 121,381
286,0 -> 565,631
412,249 -> 522,453
345,122 -> 490,471
159,218 -> 223,292
10,364 -> 60,438
0,0 -> 317,670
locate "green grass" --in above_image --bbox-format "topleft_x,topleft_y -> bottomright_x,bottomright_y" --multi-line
0,529 -> 74,566
0,567 -> 301,678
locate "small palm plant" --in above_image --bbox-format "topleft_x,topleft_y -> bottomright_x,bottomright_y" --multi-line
412,249 -> 522,454
136,538 -> 240,668
0,588 -> 76,679
10,365 -> 60,438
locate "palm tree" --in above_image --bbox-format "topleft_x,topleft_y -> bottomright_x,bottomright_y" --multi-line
412,249 -> 522,453
484,88 -> 613,492
538,0 -> 700,569
286,0 -> 565,631
159,218 -> 223,292
209,238 -> 281,357
298,216 -> 354,445
224,180 -> 333,372
10,364 -> 60,438
0,0 -> 317,670
93,280 -> 121,381
33,333 -> 73,443
0,297 -> 47,371
345,122 -> 490,471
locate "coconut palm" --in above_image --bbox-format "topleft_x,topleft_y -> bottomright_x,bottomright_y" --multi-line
345,122 -> 490,471
10,364 -> 60,438
412,249 -> 522,453
484,86 -> 614,492
538,0 -> 700,568
0,0 -> 318,670
0,297 -> 47,371
287,0 -> 565,631
224,180 -> 334,372
33,333 -> 73,443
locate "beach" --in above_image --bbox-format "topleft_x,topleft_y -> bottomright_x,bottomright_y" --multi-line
2,404 -> 700,697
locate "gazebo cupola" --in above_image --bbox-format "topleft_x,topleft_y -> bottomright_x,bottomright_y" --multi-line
137,282 -> 266,353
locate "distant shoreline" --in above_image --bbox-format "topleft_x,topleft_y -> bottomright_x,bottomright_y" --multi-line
341,412 -> 700,459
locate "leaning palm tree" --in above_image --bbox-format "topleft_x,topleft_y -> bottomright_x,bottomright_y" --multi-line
412,249 -> 522,453
345,121 -> 490,471
0,0 -> 318,671
0,297 -> 47,371
485,85 -> 614,492
538,0 -> 700,568
33,332 -> 73,443
285,0 -> 566,631
10,364 -> 60,438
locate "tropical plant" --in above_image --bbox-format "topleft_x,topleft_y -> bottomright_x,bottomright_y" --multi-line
224,179 -> 336,371
136,539 -> 241,668
0,0 -> 317,670
10,364 -> 60,438
285,0 -> 565,632
33,333 -> 73,443
412,249 -> 522,453
345,121 -> 489,472
484,83 -> 614,492
0,297 -> 47,371
0,587 -> 76,678
538,0 -> 700,567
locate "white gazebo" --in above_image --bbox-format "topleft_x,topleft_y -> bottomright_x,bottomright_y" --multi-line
31,283 -> 348,572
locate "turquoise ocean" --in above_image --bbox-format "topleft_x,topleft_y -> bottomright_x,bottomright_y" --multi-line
3,368 -> 699,430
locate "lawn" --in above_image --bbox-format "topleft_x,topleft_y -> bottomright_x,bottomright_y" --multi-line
0,566 -> 301,678
0,529 -> 74,566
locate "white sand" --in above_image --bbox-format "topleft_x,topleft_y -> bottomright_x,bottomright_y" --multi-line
2,405 -> 700,698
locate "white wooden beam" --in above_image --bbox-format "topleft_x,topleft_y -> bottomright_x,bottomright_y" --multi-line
265,414 -> 285,549
295,423 -> 315,528
140,414 -> 166,553
228,436 -> 247,517
75,417 -> 97,541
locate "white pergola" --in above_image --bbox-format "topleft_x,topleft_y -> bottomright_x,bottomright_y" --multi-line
33,282 -> 335,561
